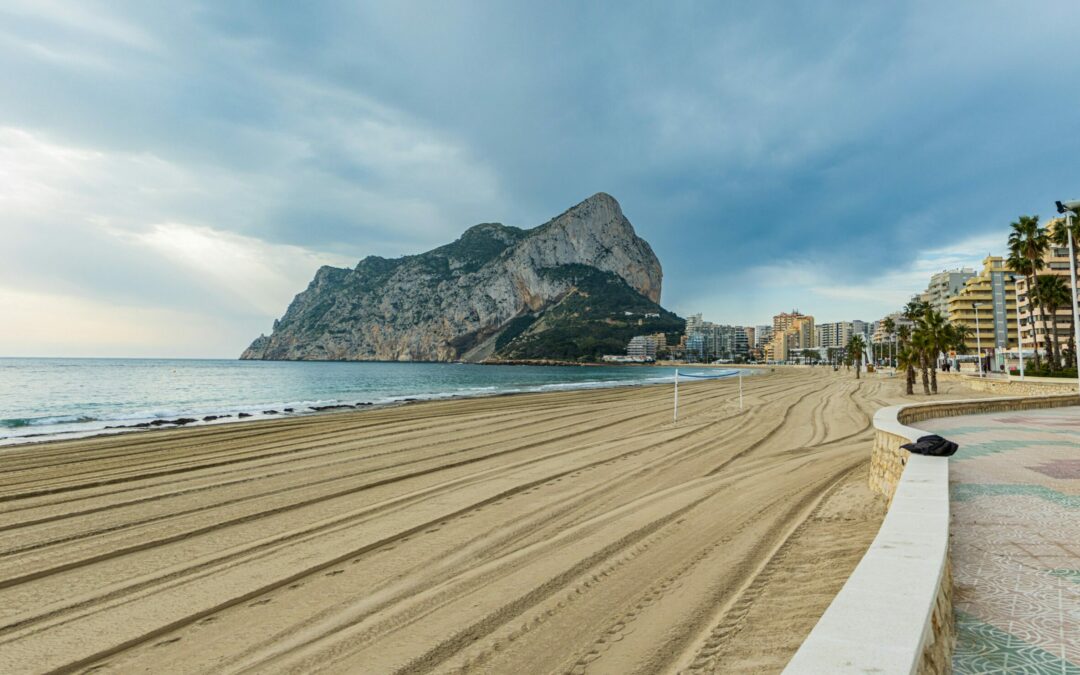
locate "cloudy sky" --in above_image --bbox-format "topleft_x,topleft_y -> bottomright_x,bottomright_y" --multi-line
3,2 -> 1079,357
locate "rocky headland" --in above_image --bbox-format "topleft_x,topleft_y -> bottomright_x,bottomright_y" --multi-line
242,193 -> 683,363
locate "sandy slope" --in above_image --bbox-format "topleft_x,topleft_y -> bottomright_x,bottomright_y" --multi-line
0,368 -> 978,674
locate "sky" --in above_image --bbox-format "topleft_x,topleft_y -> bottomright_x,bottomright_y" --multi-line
3,2 -> 1080,357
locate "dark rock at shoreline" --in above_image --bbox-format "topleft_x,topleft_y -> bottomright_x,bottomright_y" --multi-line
203,415 -> 220,422
133,422 -> 151,428
174,418 -> 197,425
237,412 -> 253,418
309,404 -> 354,412
262,410 -> 279,415
356,402 -> 373,406
283,408 -> 295,412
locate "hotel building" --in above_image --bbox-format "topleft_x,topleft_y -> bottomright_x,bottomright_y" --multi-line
945,256 -> 1017,354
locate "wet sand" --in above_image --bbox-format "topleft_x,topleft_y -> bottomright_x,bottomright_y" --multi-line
0,368 -> 979,674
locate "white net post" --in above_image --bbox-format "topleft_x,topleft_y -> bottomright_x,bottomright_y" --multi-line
673,368 -> 679,422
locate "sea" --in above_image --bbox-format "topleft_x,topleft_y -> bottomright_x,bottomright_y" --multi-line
0,358 -> 742,446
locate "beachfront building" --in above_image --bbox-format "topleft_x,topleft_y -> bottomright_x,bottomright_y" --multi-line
946,256 -> 1018,355
818,321 -> 854,349
626,335 -> 659,361
1015,232 -> 1074,360
765,312 -> 815,361
924,268 -> 976,316
870,312 -> 911,342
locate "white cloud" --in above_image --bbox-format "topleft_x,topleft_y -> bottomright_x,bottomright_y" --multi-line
0,286 -> 238,358
113,222 -> 353,316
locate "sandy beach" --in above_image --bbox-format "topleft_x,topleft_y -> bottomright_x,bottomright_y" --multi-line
0,368 -> 979,674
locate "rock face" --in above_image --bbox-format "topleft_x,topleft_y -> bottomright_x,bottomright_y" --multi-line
241,193 -> 668,362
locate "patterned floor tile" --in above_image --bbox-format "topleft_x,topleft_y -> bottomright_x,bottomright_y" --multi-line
922,408 -> 1080,673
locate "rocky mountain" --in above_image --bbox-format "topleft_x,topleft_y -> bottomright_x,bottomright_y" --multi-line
241,193 -> 682,363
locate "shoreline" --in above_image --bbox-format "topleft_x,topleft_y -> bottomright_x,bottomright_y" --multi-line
0,366 -> 749,449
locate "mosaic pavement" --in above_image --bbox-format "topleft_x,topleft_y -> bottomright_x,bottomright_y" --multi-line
921,408 -> 1080,675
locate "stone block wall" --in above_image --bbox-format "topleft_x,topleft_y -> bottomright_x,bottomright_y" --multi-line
918,557 -> 954,675
940,372 -> 1077,396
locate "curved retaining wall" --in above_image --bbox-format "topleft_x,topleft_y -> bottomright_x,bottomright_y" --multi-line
784,393 -> 1079,675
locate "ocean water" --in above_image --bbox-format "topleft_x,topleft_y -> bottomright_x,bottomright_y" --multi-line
0,358 -> 741,445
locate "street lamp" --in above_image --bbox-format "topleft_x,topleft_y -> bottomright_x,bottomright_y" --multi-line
972,302 -> 985,377
1054,200 -> 1080,395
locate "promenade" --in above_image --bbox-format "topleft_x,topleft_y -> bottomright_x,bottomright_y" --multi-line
921,407 -> 1080,674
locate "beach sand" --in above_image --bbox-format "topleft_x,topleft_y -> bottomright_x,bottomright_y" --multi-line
0,368 -> 980,674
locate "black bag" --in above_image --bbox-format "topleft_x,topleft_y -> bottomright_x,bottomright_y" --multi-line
900,434 -> 958,457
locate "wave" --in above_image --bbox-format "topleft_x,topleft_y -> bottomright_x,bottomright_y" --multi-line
1,415 -> 98,428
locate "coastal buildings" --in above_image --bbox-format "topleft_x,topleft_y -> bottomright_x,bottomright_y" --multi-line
924,268 -> 975,316
817,321 -> 854,349
626,334 -> 660,360
681,314 -> 749,362
871,312 -> 913,343
946,256 -> 1018,355
1015,232 -> 1074,358
766,311 -> 815,362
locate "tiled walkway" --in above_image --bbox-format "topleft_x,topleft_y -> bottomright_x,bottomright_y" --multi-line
921,408 -> 1080,675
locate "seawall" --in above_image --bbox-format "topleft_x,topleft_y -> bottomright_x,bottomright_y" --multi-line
785,392 -> 1079,674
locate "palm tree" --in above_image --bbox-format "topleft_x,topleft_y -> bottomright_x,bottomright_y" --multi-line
919,309 -> 949,394
896,344 -> 918,395
1046,218 -> 1078,367
1034,275 -> 1069,370
847,334 -> 866,379
897,324 -> 915,392
1050,215 -> 1080,263
912,326 -> 932,395
883,317 -> 896,366
1009,215 -> 1049,368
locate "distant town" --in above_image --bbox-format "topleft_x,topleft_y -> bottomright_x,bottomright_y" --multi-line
609,213 -> 1074,372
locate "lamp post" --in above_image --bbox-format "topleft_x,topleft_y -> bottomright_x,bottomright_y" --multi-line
1054,200 -> 1080,395
973,302 -> 984,377
1012,274 -> 1025,380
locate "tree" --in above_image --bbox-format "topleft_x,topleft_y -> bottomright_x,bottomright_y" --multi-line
882,317 -> 896,366
918,309 -> 949,394
1009,215 -> 1049,369
1050,216 -> 1080,264
896,344 -> 918,395
846,334 -> 866,379
1034,274 -> 1069,370
897,324 -> 915,393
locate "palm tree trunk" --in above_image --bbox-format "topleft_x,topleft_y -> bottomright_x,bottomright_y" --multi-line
930,363 -> 938,394
1050,306 -> 1062,370
920,353 -> 930,395
906,364 -> 915,395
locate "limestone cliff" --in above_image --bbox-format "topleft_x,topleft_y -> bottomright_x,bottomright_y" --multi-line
241,193 -> 676,362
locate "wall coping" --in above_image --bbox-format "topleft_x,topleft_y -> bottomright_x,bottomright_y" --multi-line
785,393 -> 1078,674
784,405 -> 948,674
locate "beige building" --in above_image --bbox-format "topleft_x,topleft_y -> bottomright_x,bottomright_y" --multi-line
1016,228 -> 1074,358
766,311 -> 815,361
946,256 -> 1017,353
